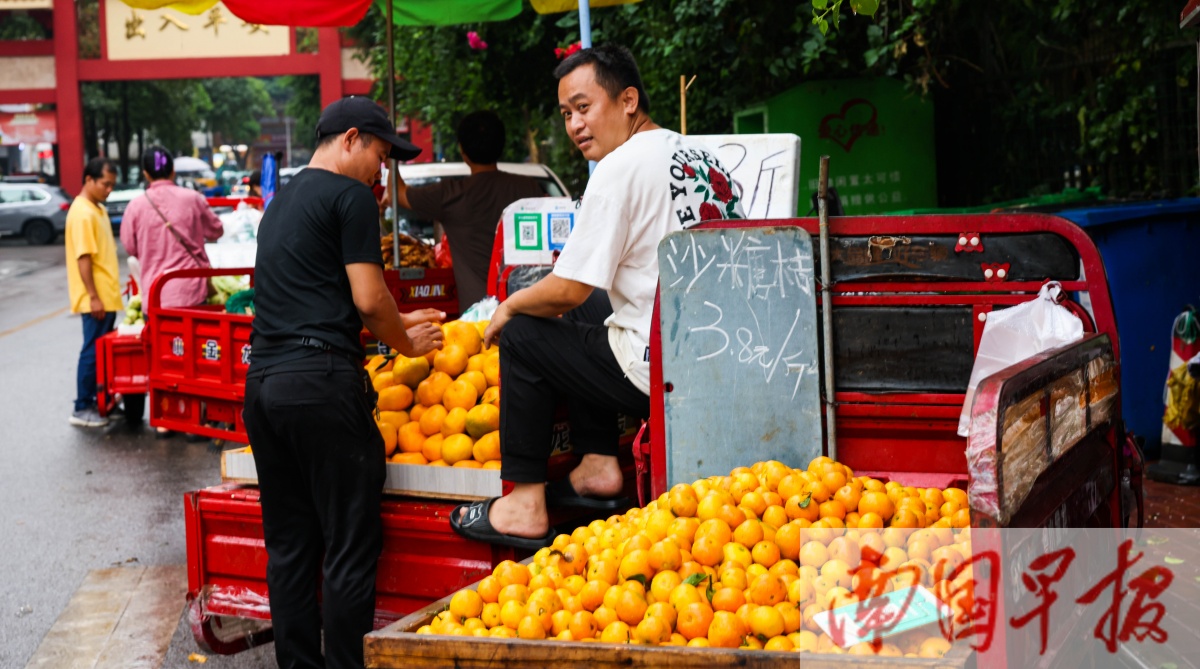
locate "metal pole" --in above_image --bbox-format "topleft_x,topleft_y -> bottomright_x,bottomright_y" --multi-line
386,0 -> 400,266
578,0 -> 592,48
817,155 -> 838,460
579,0 -> 596,175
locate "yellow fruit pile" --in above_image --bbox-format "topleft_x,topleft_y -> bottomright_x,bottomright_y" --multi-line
418,457 -> 973,657
367,320 -> 502,469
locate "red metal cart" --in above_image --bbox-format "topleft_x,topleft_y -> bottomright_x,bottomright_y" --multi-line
190,213 -> 1142,663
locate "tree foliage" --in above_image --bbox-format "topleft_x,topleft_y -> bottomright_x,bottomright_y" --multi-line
352,0 -> 1195,200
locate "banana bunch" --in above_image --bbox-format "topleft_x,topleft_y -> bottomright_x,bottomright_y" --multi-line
381,233 -> 436,268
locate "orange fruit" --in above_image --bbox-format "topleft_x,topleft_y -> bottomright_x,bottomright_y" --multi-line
416,430 -> 444,461
433,344 -> 469,377
951,508 -> 971,528
494,560 -> 531,587
579,580 -> 608,611
377,384 -> 414,412
459,370 -> 487,396
592,605 -> 618,631
498,583 -> 529,605
669,484 -> 700,518
472,430 -> 501,463
807,481 -> 831,504
649,570 -> 682,603
480,386 -> 500,406
443,321 -> 483,356
569,610 -> 597,640
748,604 -> 785,638
761,505 -> 788,530
752,541 -> 781,568
442,378 -> 478,411
614,588 -> 648,626
798,541 -> 829,569
818,499 -> 846,521
618,549 -> 653,585
416,371 -> 453,406
450,590 -> 484,619
465,403 -> 500,439
477,576 -> 501,604
707,610 -> 746,648
482,460 -> 502,470
427,458 -> 448,467
378,410 -> 408,428
396,421 -> 426,454
418,403 -> 448,436
391,355 -> 431,388
453,460 -> 482,469
676,601 -> 715,640
634,615 -> 668,644
711,587 -> 746,613
599,620 -> 632,644
483,355 -> 501,387
441,433 -> 474,465
371,371 -> 396,392
748,574 -> 787,606
517,615 -> 546,640
834,485 -> 861,513
377,421 -> 398,456
440,406 -> 468,437
390,452 -> 428,465
942,487 -> 968,506
466,353 -> 488,373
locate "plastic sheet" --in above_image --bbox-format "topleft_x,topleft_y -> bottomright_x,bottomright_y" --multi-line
196,584 -> 271,619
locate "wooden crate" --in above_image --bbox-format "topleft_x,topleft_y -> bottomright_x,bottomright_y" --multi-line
364,575 -> 974,669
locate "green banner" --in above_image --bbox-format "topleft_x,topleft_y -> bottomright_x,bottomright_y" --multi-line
377,0 -> 522,26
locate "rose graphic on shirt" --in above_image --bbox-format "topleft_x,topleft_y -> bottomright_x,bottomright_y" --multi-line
708,167 -> 734,203
699,202 -> 723,221
683,164 -> 696,178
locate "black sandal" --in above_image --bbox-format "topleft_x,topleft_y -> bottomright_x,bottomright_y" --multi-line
544,477 -> 631,511
449,498 -> 555,550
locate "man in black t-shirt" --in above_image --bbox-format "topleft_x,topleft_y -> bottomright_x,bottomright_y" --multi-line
393,110 -> 544,311
245,97 -> 443,669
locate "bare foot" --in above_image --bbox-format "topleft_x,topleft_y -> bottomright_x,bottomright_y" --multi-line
461,483 -> 550,539
569,454 -> 624,499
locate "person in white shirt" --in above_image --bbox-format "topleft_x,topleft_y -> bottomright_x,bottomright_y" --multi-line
451,44 -> 743,549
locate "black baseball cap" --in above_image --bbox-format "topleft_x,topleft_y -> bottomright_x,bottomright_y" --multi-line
315,96 -> 422,161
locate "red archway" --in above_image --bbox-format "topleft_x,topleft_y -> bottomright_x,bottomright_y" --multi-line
0,0 -> 430,195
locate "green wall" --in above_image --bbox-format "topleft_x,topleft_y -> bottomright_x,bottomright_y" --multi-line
735,77 -> 937,215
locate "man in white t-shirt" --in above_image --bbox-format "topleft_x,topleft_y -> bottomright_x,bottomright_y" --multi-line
451,44 -> 743,549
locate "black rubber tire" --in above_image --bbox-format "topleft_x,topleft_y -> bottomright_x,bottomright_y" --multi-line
24,219 -> 55,245
122,393 -> 146,427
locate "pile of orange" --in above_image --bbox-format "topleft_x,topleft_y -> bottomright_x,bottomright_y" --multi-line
366,319 -> 502,469
418,457 -> 973,656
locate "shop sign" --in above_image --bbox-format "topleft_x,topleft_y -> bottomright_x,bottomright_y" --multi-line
104,0 -> 289,61
0,111 -> 56,147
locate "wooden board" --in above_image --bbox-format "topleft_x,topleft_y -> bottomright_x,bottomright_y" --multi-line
364,567 -> 973,669
220,447 -> 502,501
657,226 -> 823,486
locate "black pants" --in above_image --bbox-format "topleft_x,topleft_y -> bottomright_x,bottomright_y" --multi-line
499,291 -> 650,483
243,353 -> 385,669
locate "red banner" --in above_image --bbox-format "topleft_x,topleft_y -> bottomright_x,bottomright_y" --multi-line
0,110 -> 57,146
221,0 -> 372,27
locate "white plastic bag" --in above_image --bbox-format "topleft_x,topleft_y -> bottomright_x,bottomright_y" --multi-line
459,296 -> 499,322
958,282 -> 1084,436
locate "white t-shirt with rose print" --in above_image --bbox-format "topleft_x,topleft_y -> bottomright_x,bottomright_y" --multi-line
553,128 -> 744,394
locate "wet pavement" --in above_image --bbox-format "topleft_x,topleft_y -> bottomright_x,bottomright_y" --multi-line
0,238 -> 275,667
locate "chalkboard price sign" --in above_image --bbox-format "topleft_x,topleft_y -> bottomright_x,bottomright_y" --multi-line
657,226 -> 823,486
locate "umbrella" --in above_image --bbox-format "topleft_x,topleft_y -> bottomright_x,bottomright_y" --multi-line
173,156 -> 213,172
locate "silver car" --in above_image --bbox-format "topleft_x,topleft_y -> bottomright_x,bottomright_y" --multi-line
0,182 -> 71,245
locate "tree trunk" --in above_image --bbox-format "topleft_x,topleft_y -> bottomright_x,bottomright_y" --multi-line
117,82 -> 131,182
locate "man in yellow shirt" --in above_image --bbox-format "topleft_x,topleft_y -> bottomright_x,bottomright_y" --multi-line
66,158 -> 121,427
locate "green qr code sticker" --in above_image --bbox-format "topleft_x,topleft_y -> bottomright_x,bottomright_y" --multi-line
514,213 -> 543,250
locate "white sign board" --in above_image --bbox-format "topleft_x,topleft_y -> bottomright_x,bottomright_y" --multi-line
690,133 -> 801,219
501,197 -> 577,266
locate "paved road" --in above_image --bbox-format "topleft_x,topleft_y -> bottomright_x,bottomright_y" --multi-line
0,237 -> 277,668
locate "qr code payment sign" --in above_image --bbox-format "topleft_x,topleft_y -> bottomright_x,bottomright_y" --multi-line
548,212 -> 573,249
514,213 -> 542,250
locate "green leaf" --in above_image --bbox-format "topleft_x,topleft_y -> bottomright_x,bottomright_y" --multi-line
819,19 -> 829,36
1164,556 -> 1185,565
1146,536 -> 1170,545
684,573 -> 708,587
812,0 -> 828,9
695,185 -> 706,193
849,0 -> 879,16
627,573 -> 648,586
799,493 -> 813,509
706,578 -> 716,602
